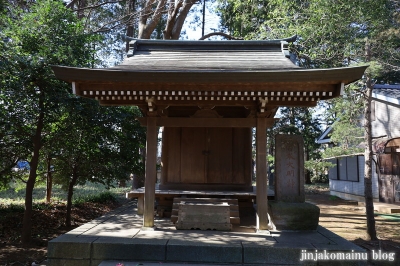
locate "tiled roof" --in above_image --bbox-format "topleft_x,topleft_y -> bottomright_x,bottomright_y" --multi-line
373,84 -> 400,105
114,39 -> 300,72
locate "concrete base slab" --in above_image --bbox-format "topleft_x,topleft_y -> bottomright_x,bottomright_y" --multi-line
47,201 -> 367,266
99,262 -> 241,266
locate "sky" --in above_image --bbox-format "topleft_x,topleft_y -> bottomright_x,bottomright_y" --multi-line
180,1 -> 222,40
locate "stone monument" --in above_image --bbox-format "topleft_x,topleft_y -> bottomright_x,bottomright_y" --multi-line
268,134 -> 320,230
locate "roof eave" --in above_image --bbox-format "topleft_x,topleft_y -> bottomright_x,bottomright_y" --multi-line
52,65 -> 368,86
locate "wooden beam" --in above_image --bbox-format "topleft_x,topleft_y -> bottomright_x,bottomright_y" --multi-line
256,117 -> 269,230
95,99 -> 318,108
77,82 -> 339,93
138,117 -> 276,128
143,117 -> 158,228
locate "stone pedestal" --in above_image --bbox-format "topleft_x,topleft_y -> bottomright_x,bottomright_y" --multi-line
268,201 -> 320,231
175,202 -> 232,231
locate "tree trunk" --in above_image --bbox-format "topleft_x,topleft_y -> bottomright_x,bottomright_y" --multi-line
66,165 -> 78,227
119,179 -> 126,187
46,156 -> 53,204
164,0 -> 197,39
21,95 -> 45,245
201,0 -> 205,37
125,0 -> 136,52
77,0 -> 87,19
138,0 -> 167,39
363,41 -> 377,241
138,0 -> 197,40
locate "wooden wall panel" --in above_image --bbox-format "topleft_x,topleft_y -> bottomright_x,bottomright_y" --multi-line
162,126 -> 253,190
232,128 -> 252,185
207,128 -> 233,183
164,127 -> 182,183
180,128 -> 206,183
243,128 -> 252,186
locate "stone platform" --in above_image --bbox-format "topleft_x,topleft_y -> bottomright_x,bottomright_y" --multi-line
47,200 -> 367,266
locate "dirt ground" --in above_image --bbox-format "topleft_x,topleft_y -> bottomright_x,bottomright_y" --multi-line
305,186 -> 400,265
1,189 -> 399,265
0,201 -> 122,266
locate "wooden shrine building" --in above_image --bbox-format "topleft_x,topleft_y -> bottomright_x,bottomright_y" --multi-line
52,37 -> 367,231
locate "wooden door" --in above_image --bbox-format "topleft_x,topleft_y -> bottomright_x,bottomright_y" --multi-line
161,127 -> 252,189
207,128 -> 233,183
378,153 -> 400,203
180,128 -> 206,183
379,174 -> 395,203
394,177 -> 400,203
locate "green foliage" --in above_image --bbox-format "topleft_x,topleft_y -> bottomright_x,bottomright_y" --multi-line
218,0 -> 399,70
0,182 -> 128,205
270,106 -> 323,182
329,195 -> 340,201
50,98 -> 145,190
322,84 -> 365,158
73,191 -> 116,206
304,159 -> 334,183
0,0 -> 101,186
218,1 -> 398,187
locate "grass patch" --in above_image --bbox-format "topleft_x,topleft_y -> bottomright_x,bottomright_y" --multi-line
329,195 -> 341,200
73,191 -> 117,206
0,181 -> 130,210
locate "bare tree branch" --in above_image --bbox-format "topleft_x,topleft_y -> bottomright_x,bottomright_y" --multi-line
199,31 -> 244,40
72,0 -> 124,12
66,0 -> 79,9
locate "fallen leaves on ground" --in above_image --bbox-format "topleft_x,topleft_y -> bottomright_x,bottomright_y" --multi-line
0,200 -> 121,265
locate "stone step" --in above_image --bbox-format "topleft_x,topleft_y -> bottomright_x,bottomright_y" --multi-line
171,215 -> 240,224
172,205 -> 239,212
171,197 -> 240,225
173,197 -> 239,204
172,209 -> 240,216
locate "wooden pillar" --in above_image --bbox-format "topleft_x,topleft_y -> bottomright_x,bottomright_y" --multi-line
256,117 -> 268,230
143,117 -> 157,228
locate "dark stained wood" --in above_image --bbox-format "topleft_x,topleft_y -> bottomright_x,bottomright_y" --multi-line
208,128 -> 233,183
160,128 -> 168,186
232,128 -> 252,185
158,183 -> 254,191
71,81 -> 342,92
101,100 -> 318,108
160,127 -> 253,191
180,128 -> 206,184
162,127 -> 181,184
379,174 -> 395,203
256,117 -> 268,230
143,117 -> 158,227
137,117 -> 275,128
